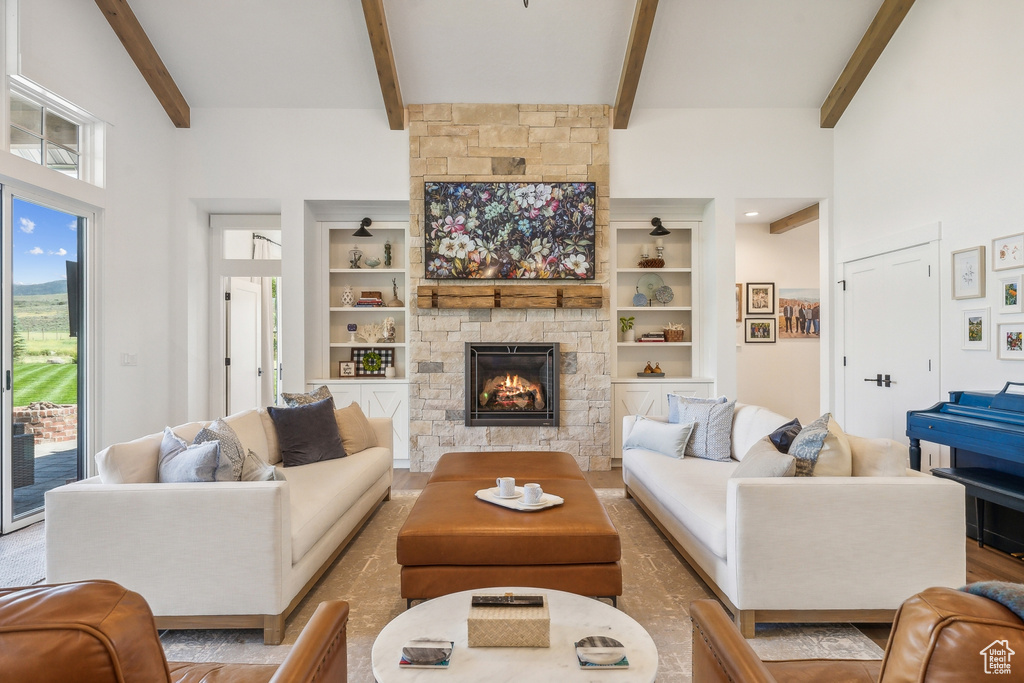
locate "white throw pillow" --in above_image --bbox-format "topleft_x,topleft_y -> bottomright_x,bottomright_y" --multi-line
623,416 -> 696,459
731,436 -> 796,478
848,434 -> 908,476
95,433 -> 162,484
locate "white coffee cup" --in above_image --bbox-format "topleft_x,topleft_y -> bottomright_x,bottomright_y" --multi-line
496,477 -> 516,497
522,483 -> 543,505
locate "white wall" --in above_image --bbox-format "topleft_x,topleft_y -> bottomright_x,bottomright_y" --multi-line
611,108 -> 833,400
735,222 -> 820,423
833,0 -> 1024,402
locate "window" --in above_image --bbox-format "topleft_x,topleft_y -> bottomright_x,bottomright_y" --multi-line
9,90 -> 80,178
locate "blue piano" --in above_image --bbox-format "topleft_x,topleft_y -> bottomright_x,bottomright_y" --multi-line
907,382 -> 1024,552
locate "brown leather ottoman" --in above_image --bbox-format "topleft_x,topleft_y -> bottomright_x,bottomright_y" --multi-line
398,452 -> 621,604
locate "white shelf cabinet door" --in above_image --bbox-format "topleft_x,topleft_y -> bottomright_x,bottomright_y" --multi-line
361,383 -> 410,462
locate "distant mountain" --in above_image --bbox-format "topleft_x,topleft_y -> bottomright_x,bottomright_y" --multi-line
13,280 -> 67,296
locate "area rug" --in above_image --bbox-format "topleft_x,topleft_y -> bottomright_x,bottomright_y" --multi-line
0,521 -> 45,588
159,489 -> 883,682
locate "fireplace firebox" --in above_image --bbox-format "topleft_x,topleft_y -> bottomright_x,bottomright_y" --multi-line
465,342 -> 559,427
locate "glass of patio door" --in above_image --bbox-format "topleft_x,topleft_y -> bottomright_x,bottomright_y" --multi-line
2,195 -> 85,533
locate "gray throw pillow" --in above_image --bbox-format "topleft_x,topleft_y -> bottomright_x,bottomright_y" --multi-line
194,418 -> 246,481
282,385 -> 334,407
623,417 -> 696,458
670,396 -> 736,462
158,427 -> 219,483
267,397 -> 347,467
241,449 -> 278,481
731,437 -> 796,478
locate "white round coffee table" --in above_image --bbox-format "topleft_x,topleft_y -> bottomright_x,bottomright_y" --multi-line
371,587 -> 657,682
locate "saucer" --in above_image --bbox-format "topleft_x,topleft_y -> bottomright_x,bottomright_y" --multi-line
491,487 -> 521,499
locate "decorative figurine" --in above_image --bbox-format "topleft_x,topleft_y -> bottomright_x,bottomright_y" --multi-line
653,362 -> 662,374
384,239 -> 392,267
643,361 -> 655,374
341,285 -> 354,307
348,248 -> 362,269
383,317 -> 396,343
347,323 -> 358,342
387,278 -> 404,307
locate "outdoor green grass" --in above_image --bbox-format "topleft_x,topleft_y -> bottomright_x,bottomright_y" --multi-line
13,363 -> 77,406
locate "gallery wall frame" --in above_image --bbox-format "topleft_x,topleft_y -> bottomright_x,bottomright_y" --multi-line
951,246 -> 985,299
962,308 -> 990,351
999,274 -> 1022,314
744,317 -> 776,343
735,283 -> 742,322
992,233 -> 1024,271
997,323 -> 1024,360
745,282 -> 775,316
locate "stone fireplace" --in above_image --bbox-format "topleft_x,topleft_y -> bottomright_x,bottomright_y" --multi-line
465,342 -> 559,427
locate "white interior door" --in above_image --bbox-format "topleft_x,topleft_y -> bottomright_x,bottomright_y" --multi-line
843,243 -> 941,465
228,279 -> 261,414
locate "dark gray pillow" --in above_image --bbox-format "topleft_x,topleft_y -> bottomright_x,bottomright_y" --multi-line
267,397 -> 347,467
769,418 -> 802,454
158,427 -> 220,483
282,385 -> 334,408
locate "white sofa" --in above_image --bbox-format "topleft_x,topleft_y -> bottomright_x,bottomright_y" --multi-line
45,407 -> 393,644
622,403 -> 966,637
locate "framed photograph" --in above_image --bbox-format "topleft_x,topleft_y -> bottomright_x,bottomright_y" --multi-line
744,318 -> 776,343
338,361 -> 356,377
735,283 -> 742,322
992,233 -> 1024,271
999,274 -> 1022,313
962,308 -> 990,351
951,246 -> 986,299
998,323 -> 1024,360
778,289 -> 820,339
745,282 -> 775,315
424,181 -> 596,280
351,347 -> 394,376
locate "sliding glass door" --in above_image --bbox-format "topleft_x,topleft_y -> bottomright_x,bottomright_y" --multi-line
1,193 -> 86,533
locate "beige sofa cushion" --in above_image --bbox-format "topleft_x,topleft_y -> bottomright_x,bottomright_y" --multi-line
334,402 -> 376,455
259,408 -> 282,465
95,433 -> 163,484
284,445 -> 393,563
731,437 -> 796,478
849,434 -> 909,476
791,413 -> 852,476
223,409 -> 270,465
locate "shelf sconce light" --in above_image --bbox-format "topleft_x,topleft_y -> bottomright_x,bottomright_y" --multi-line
353,217 -> 373,238
649,217 -> 669,237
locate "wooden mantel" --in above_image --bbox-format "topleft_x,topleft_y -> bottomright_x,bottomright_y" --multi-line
417,284 -> 602,309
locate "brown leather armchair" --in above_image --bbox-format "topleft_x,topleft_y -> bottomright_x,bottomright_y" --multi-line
0,580 -> 348,682
692,587 -> 1024,682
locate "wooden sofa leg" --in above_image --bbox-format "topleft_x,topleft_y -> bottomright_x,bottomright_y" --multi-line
735,610 -> 756,638
264,614 -> 285,645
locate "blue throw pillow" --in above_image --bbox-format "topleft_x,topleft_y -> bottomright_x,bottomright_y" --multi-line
623,417 -> 696,459
158,427 -> 220,483
769,418 -> 802,454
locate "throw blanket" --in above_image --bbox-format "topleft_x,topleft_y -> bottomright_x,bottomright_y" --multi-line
963,581 -> 1024,621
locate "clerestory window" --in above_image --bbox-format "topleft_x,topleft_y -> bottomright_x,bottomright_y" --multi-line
9,89 -> 80,179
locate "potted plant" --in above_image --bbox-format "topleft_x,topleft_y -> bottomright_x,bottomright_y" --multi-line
619,316 -> 636,342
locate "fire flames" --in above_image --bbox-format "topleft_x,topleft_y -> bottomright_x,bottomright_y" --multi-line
479,373 -> 546,411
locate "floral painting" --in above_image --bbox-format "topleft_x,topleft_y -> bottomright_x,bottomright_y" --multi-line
424,182 -> 596,279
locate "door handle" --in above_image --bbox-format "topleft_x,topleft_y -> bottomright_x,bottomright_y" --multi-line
863,374 -> 882,387
883,374 -> 895,388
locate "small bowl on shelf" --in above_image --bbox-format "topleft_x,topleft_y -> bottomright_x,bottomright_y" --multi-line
365,257 -> 381,268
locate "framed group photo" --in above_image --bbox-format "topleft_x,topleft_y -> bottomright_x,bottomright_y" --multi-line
745,282 -> 775,315
744,317 -> 776,343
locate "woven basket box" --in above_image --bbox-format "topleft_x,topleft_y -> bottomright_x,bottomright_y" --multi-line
663,328 -> 685,342
467,601 -> 550,648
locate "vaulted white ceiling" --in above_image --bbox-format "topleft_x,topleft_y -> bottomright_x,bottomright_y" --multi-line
125,0 -> 882,111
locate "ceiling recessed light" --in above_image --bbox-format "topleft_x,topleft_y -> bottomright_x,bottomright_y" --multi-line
744,211 -> 759,217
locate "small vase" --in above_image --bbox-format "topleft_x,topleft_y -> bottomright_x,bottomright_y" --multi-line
341,286 -> 354,307
623,329 -> 636,343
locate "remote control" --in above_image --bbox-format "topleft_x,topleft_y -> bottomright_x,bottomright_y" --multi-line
471,594 -> 544,607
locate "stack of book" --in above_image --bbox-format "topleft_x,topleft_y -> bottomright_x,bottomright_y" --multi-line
355,297 -> 384,307
636,333 -> 665,343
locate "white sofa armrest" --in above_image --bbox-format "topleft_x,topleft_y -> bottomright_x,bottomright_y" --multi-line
368,417 -> 394,454
45,477 -> 291,617
726,473 -> 966,611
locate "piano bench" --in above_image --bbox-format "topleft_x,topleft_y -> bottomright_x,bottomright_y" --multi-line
931,467 -> 1024,548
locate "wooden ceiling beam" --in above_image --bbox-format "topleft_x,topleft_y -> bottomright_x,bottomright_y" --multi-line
361,0 -> 405,131
94,0 -> 189,128
613,0 -> 659,130
820,0 -> 916,128
770,204 -> 819,234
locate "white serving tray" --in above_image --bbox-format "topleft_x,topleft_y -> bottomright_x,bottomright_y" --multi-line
475,487 -> 564,512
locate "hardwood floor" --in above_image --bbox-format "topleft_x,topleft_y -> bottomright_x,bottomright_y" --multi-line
394,468 -> 1024,650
